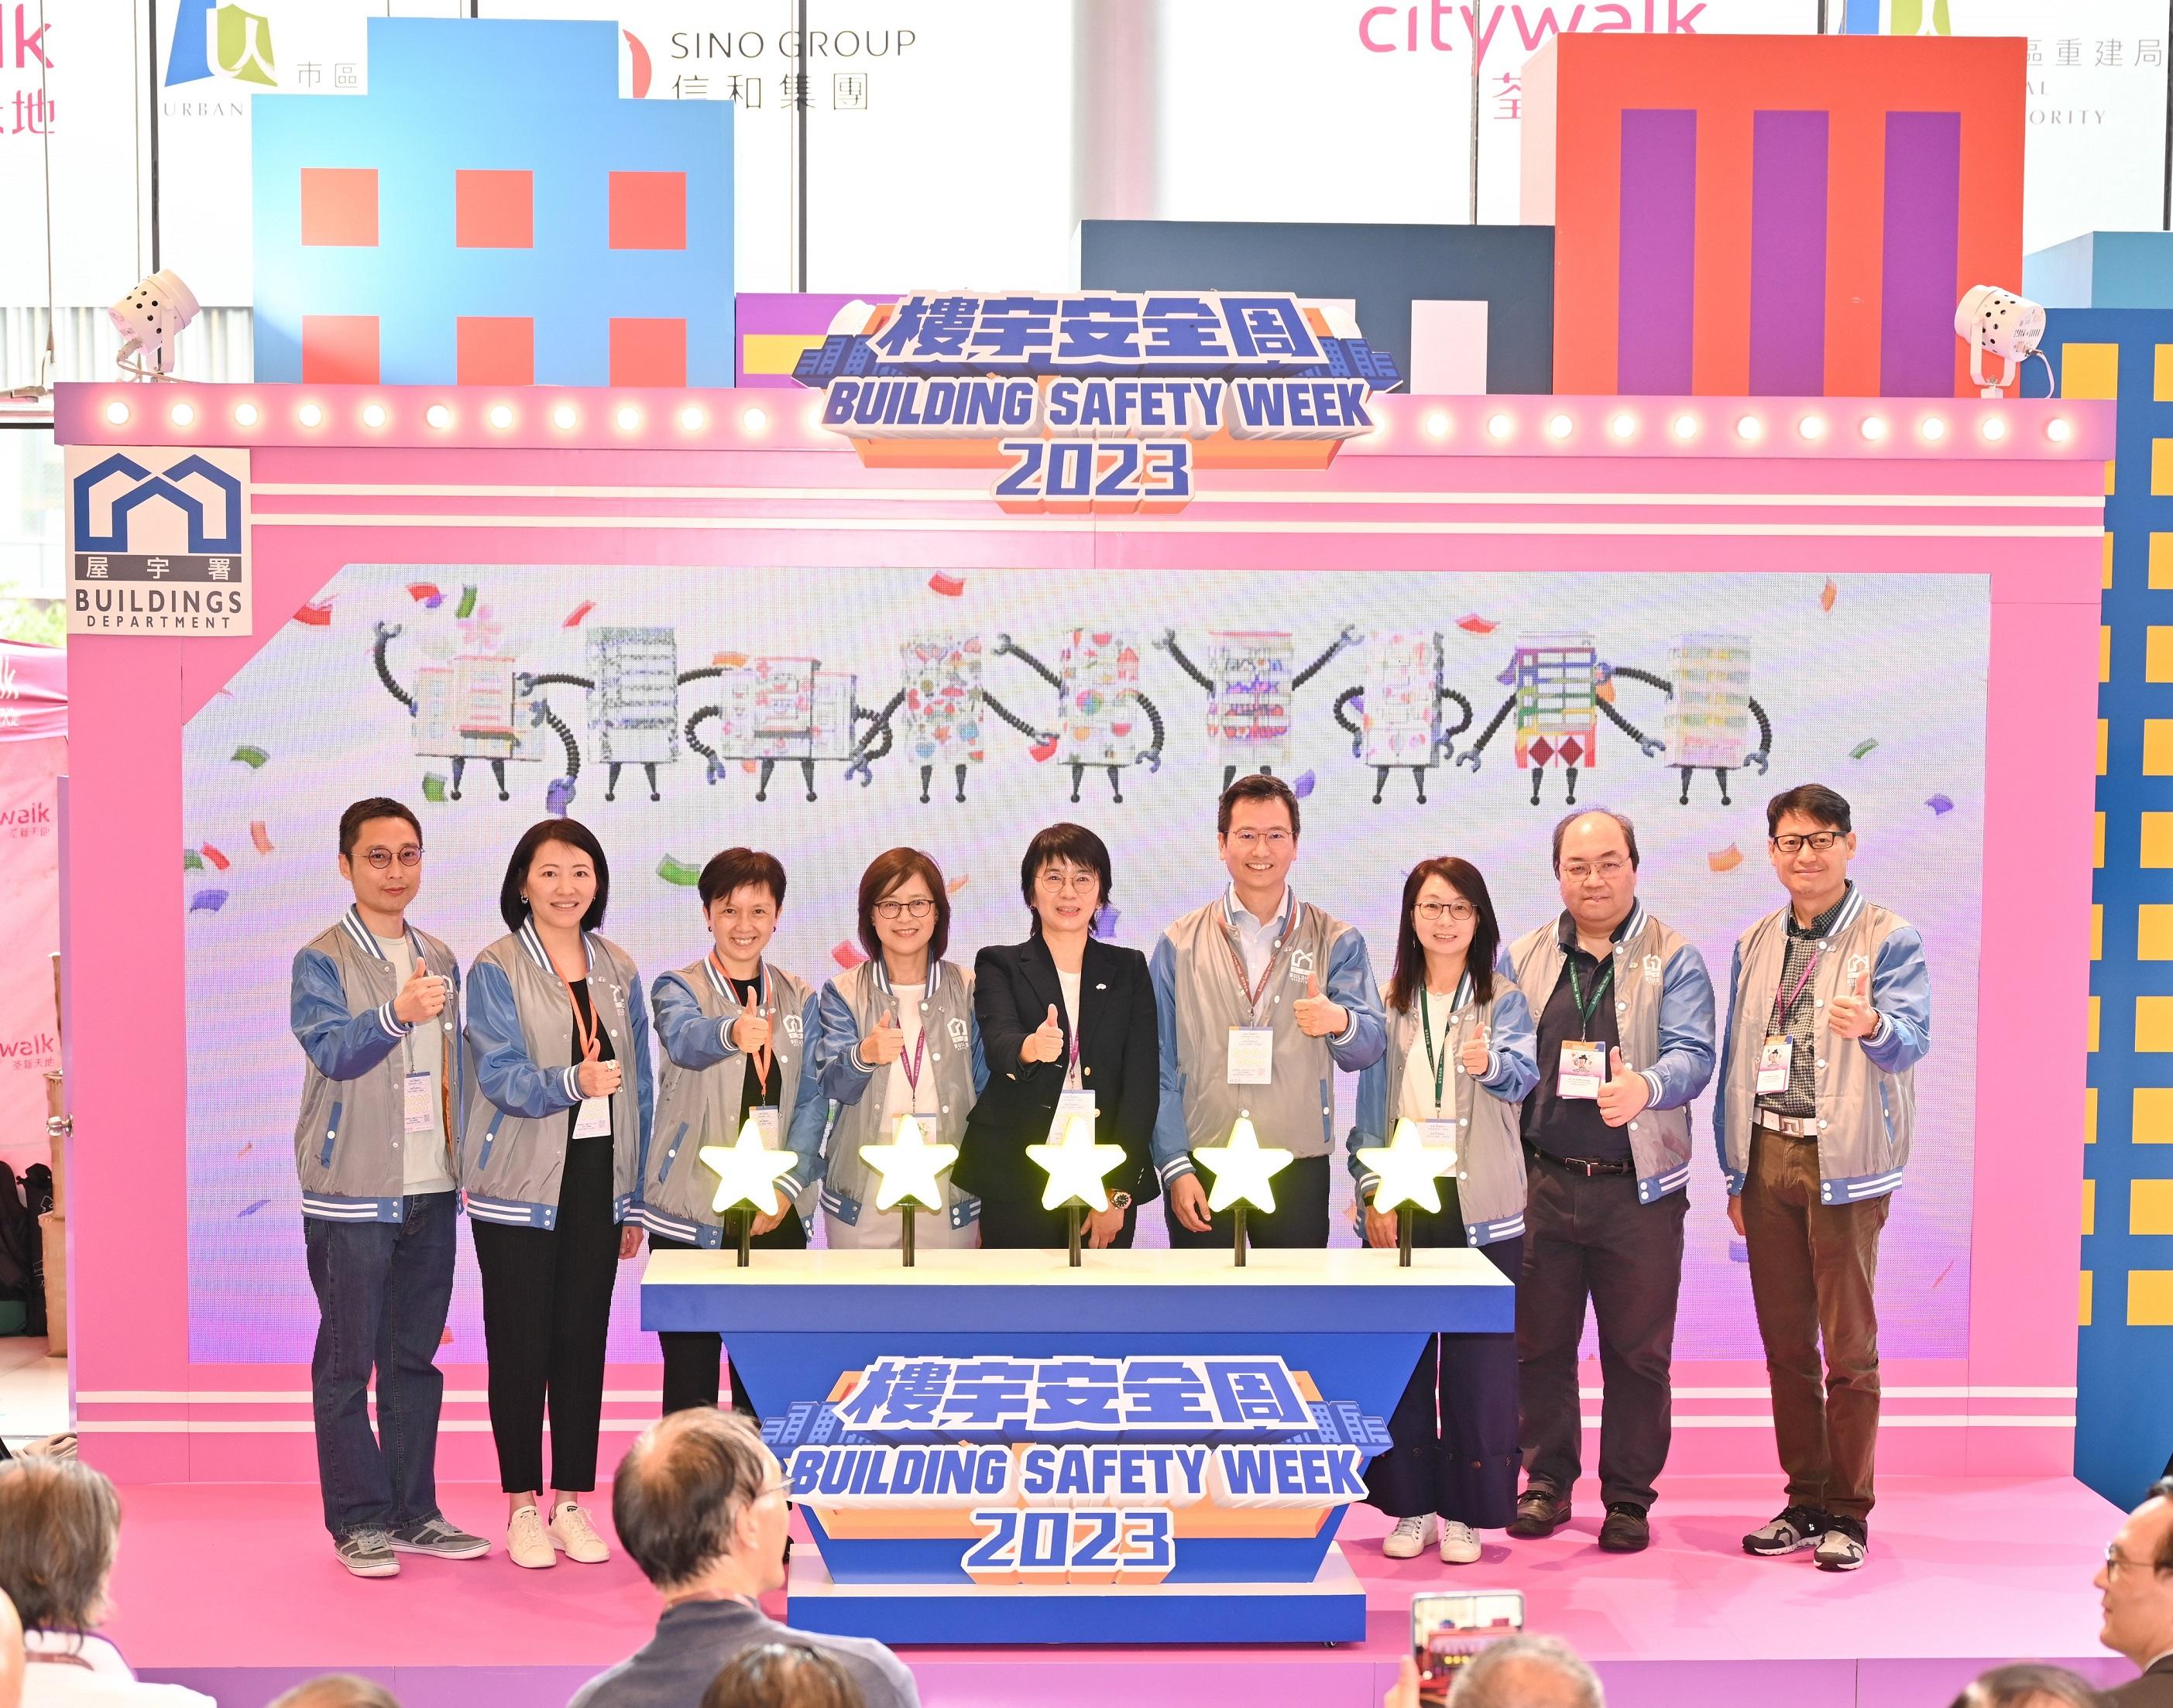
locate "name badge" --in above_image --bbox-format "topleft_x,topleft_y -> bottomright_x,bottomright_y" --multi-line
1048,1088 -> 1097,1146
574,1096 -> 613,1139
1557,1041 -> 1602,1100
1227,1027 -> 1274,1086
1756,1036 -> 1793,1095
1420,1117 -> 1460,1172
403,1071 -> 435,1135
749,1106 -> 782,1149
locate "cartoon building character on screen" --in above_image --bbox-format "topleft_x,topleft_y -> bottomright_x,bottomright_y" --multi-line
1328,630 -> 1477,804
1457,633 -> 1660,807
1156,625 -> 1358,792
849,634 -> 1057,805
1601,633 -> 1773,805
515,626 -> 693,803
371,596 -> 576,807
683,655 -> 863,803
992,629 -> 1167,803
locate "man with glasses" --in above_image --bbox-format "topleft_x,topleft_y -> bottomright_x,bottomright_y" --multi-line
1150,774 -> 1385,1247
1718,784 -> 1931,1573
289,797 -> 487,1577
1505,808 -> 1715,1555
2099,1480 -> 2173,1704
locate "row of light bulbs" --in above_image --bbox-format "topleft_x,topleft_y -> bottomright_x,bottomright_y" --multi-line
1419,406 -> 2071,446
99,396 -> 780,435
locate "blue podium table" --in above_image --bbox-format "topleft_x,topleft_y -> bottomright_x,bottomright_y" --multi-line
641,1247 -> 1512,1645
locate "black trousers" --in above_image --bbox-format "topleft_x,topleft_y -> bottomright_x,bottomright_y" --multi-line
1163,1152 -> 1332,1250
1518,1153 -> 1687,1512
1368,1210 -> 1523,1528
651,1210 -> 808,1418
978,1192 -> 1139,1250
469,1134 -> 620,1494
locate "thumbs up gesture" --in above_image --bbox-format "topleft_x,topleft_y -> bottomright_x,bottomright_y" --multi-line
1596,1044 -> 1652,1127
393,960 -> 447,1025
1459,1020 -> 1492,1077
1020,1003 -> 1066,1065
862,1010 -> 906,1066
730,1006 -> 772,1055
1827,969 -> 1879,1040
1292,970 -> 1347,1039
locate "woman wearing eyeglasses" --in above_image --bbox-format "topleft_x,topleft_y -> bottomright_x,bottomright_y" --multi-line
811,847 -> 987,1249
1347,857 -> 1536,1566
953,824 -> 1160,1249
462,818 -> 653,1570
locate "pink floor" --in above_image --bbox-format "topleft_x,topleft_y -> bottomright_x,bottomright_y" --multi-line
108,1474 -> 2136,1707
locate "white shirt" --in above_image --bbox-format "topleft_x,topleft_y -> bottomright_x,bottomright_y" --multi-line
1399,988 -> 1461,1123
877,983 -> 940,1127
1224,885 -> 1292,993
1056,967 -> 1084,1092
22,1634 -> 215,1708
382,931 -> 455,1195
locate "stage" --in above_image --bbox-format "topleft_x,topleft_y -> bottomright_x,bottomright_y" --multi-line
108,1472 -> 2130,1707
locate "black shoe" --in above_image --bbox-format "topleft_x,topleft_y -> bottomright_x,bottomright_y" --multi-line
1597,1501 -> 1650,1553
1505,1484 -> 1572,1539
1742,1504 -> 1831,1558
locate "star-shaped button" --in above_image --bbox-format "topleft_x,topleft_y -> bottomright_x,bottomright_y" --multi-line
1352,1116 -> 1457,1217
1191,1113 -> 1294,1215
860,1112 -> 959,1212
698,1113 -> 800,1219
1025,1107 -> 1129,1212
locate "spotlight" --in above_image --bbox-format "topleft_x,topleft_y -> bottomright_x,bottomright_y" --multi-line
1955,285 -> 2048,399
169,402 -> 195,428
551,404 -> 578,430
425,403 -> 452,430
1543,413 -> 1571,441
297,403 -> 324,428
1485,413 -> 1512,440
678,405 -> 707,431
1919,416 -> 1946,442
1609,412 -> 1637,439
488,404 -> 514,430
103,400 -> 130,426
1735,414 -> 1763,441
108,269 -> 201,379
2046,417 -> 2072,443
742,407 -> 768,433
1860,416 -> 1888,441
233,403 -> 259,427
615,405 -> 642,431
1797,414 -> 1827,441
1670,413 -> 1698,440
1423,411 -> 1450,439
361,403 -> 387,429
1980,414 -> 2007,442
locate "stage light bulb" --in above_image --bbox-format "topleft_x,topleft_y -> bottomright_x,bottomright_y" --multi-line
488,404 -> 513,430
1423,411 -> 1449,439
1670,413 -> 1698,440
551,404 -> 578,430
298,403 -> 324,428
2046,417 -> 2072,443
615,405 -> 641,432
103,400 -> 130,425
1860,416 -> 1888,442
1919,416 -> 1946,442
233,403 -> 259,427
169,401 -> 195,428
742,406 -> 768,433
362,403 -> 387,429
1545,413 -> 1573,440
425,403 -> 451,430
804,403 -> 826,434
678,405 -> 707,431
1797,414 -> 1826,441
1735,414 -> 1763,441
1609,412 -> 1637,439
1485,413 -> 1512,440
1980,414 -> 2007,441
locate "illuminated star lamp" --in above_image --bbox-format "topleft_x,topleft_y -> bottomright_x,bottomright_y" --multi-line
698,1113 -> 801,1267
1352,1116 -> 1458,1266
1025,1106 -> 1129,1265
860,1113 -> 960,1266
1189,1113 -> 1293,1267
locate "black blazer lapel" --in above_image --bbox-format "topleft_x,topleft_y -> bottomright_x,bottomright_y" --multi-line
1020,933 -> 1066,1050
1076,936 -> 1121,1085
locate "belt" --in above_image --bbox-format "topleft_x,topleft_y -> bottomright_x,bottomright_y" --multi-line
1754,1113 -> 1821,1139
1525,1142 -> 1635,1178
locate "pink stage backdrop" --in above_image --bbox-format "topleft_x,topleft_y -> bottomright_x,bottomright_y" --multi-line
53,386 -> 2106,1483
0,642 -> 66,1178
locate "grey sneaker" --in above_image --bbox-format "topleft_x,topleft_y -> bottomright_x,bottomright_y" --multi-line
335,1528 -> 400,1578
390,1515 -> 490,1559
1744,1504 -> 1831,1558
1814,1516 -> 1868,1572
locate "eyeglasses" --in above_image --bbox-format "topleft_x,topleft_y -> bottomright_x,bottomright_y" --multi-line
1227,829 -> 1293,851
1413,900 -> 1477,924
2104,1543 -> 2166,1576
1561,858 -> 1629,882
1771,832 -> 1845,855
362,846 -> 424,870
874,897 -> 935,921
1035,866 -> 1098,893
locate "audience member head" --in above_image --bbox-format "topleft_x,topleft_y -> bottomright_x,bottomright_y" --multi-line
2096,1479 -> 2173,1672
613,1410 -> 790,1600
266,1676 -> 403,1708
1947,1662 -> 2107,1708
0,1457 -> 122,1637
0,1586 -> 22,1708
1447,1634 -> 1605,1708
699,1643 -> 863,1708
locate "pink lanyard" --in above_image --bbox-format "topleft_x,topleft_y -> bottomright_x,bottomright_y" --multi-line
1221,894 -> 1291,1025
1775,948 -> 1821,1022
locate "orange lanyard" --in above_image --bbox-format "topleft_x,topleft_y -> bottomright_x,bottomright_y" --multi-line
712,952 -> 773,1086
551,953 -> 599,1065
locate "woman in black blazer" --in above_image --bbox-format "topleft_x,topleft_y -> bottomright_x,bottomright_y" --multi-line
956,823 -> 1160,1248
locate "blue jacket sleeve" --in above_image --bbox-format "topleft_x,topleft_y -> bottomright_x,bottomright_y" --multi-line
1148,934 -> 1195,1186
969,1002 -> 989,1098
290,946 -> 410,1081
1476,984 -> 1540,1102
1637,941 -> 1718,1110
1324,928 -> 1388,1072
626,963 -> 655,1171
653,971 -> 733,1071
465,959 -> 584,1119
784,993 -> 830,1190
1715,940 -> 1744,1188
815,980 -> 877,1106
1859,926 -> 1932,1075
1347,1048 -> 1389,1197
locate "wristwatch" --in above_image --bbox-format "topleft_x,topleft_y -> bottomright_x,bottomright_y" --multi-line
1111,1192 -> 1133,1211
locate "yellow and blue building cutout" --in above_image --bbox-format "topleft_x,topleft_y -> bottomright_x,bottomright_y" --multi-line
251,19 -> 732,388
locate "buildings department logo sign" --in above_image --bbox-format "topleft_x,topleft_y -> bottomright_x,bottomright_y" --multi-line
65,447 -> 252,637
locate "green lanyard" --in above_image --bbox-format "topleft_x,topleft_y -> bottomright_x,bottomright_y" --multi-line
1417,972 -> 1471,1114
1565,954 -> 1615,1032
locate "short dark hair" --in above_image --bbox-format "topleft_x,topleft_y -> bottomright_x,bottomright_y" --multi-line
1946,1663 -> 2107,1708
1217,773 -> 1300,839
338,797 -> 420,861
1767,784 -> 1853,839
498,818 -> 611,934
1019,822 -> 1111,931
2151,1478 -> 2173,1572
613,1410 -> 772,1592
1387,858 -> 1500,1014
856,847 -> 950,963
699,1645 -> 859,1708
699,848 -> 788,914
0,1456 -> 122,1634
1550,807 -> 1639,875
268,1677 -> 404,1708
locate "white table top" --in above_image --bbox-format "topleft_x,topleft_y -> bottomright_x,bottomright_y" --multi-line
642,1246 -> 1510,1291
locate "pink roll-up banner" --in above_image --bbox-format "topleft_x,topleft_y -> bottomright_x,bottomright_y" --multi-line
0,642 -> 67,1178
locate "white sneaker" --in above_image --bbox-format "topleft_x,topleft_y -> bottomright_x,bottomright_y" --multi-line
506,1504 -> 555,1569
549,1501 -> 610,1564
1383,1514 -> 1439,1559
1439,1521 -> 1482,1564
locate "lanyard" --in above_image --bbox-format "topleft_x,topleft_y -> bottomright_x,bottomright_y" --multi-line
1222,892 -> 1292,1026
1775,944 -> 1821,1023
550,946 -> 599,1065
713,952 -> 774,1088
1565,954 -> 1614,1032
898,1018 -> 928,1095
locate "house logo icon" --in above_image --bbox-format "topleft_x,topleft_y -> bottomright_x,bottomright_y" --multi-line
71,454 -> 244,554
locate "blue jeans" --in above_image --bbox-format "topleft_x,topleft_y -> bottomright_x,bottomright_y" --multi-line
304,1192 -> 457,1538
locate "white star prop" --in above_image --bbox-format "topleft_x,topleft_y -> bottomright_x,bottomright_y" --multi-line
1025,1109 -> 1129,1213
1191,1113 -> 1295,1215
1353,1116 -> 1457,1218
699,1113 -> 801,1219
861,1112 -> 960,1212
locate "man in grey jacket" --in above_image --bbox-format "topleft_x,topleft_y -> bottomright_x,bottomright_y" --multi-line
571,1410 -> 919,1708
